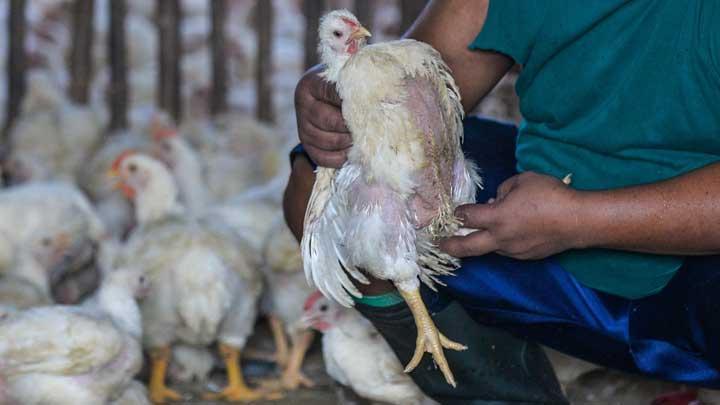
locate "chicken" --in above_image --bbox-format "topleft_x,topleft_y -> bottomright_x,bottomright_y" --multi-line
4,70 -> 103,185
0,267 -> 148,405
0,228 -> 81,310
109,151 -> 276,403
168,344 -> 216,385
302,10 -> 479,387
152,114 -> 289,205
301,292 -> 434,405
78,130 -> 150,238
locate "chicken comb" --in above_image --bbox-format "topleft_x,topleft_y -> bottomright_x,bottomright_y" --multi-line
341,17 -> 358,28
304,291 -> 324,311
111,150 -> 137,172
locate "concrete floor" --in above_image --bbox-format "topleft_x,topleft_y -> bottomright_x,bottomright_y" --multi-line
159,323 -> 704,405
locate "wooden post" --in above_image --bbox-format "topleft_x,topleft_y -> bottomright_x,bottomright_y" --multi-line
68,0 -> 95,104
107,0 -> 128,131
400,0 -> 426,35
255,0 -> 274,123
209,0 -> 227,116
302,0 -> 325,70
157,0 -> 182,123
3,0 -> 27,143
354,0 -> 374,35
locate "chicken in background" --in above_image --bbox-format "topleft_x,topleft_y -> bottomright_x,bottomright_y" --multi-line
109,151 -> 279,402
78,129 -> 150,239
301,292 -> 436,405
4,70 -> 103,185
152,113 -> 289,206
0,267 -> 148,405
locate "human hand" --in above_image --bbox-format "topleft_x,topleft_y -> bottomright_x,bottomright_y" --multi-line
294,65 -> 352,168
440,172 -> 584,260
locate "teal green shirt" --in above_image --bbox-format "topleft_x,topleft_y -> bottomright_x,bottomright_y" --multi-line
470,0 -> 720,299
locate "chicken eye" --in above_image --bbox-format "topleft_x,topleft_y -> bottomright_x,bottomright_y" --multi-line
128,163 -> 137,173
139,276 -> 146,283
332,30 -> 342,38
319,304 -> 328,312
41,237 -> 52,247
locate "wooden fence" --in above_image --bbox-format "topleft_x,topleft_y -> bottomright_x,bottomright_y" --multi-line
1,0 -> 428,143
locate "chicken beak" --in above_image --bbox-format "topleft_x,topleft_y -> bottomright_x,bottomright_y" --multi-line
298,312 -> 320,330
348,25 -> 372,43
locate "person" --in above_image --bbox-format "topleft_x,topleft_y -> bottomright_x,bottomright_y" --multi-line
285,1 -> 720,404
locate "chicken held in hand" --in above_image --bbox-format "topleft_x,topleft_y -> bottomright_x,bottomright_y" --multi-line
302,10 -> 479,387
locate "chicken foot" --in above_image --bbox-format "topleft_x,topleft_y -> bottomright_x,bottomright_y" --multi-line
399,287 -> 467,387
149,346 -> 183,404
269,315 -> 290,368
203,343 -> 283,402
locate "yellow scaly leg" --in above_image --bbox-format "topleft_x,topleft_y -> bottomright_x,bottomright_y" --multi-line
149,346 -> 183,404
281,330 -> 316,390
269,315 -> 290,368
399,287 -> 467,387
204,343 -> 283,401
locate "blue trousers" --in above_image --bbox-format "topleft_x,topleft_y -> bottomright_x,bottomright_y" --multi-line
445,116 -> 720,387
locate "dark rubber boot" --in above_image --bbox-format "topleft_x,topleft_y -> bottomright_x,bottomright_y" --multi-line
355,296 -> 568,405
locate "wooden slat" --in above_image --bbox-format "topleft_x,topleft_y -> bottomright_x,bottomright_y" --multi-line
302,0 -> 325,70
156,0 -> 182,123
68,0 -> 95,104
107,0 -> 128,131
3,0 -> 27,143
209,0 -> 228,116
255,0 -> 274,123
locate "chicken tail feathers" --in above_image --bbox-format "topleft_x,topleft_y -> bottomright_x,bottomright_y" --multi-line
173,248 -> 232,342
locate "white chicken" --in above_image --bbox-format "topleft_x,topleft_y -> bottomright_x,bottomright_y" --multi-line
301,292 -> 435,405
5,70 -> 103,184
302,10 -> 479,387
0,228 -> 81,310
109,151 -> 275,403
0,267 -> 148,405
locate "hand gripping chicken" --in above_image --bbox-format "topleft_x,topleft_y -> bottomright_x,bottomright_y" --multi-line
302,10 -> 480,387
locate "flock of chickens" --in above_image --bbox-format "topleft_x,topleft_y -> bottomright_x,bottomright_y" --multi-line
0,1 -> 437,405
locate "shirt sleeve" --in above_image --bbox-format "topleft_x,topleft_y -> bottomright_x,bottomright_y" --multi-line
469,0 -> 547,65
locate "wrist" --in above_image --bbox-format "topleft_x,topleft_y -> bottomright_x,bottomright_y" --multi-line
565,189 -> 605,250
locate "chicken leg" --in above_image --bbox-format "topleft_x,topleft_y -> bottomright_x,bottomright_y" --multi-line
281,330 -> 316,389
269,315 -> 290,368
149,346 -> 183,404
204,343 -> 282,401
399,287 -> 467,387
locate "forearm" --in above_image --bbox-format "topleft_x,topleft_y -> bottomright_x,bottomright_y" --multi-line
575,162 -> 720,255
404,0 -> 514,112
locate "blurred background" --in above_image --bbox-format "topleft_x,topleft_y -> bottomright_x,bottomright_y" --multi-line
0,1 -> 707,404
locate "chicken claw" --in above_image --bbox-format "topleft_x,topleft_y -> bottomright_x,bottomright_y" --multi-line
399,288 -> 467,387
149,346 -> 183,404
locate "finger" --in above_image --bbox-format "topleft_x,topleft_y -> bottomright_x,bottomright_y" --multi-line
303,144 -> 349,169
308,72 -> 343,106
300,119 -> 352,151
496,175 -> 520,201
306,99 -> 349,133
454,203 -> 497,229
438,230 -> 498,258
